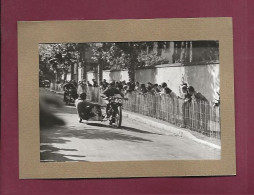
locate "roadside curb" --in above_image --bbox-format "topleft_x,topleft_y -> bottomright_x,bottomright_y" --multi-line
122,110 -> 221,150
46,88 -> 220,150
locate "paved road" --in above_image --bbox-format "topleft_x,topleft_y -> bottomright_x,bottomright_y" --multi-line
40,89 -> 220,162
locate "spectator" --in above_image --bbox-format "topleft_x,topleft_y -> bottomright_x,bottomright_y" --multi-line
130,82 -> 136,91
122,80 -> 127,86
179,85 -> 192,128
164,87 -> 171,94
87,81 -> 92,87
135,82 -> 140,91
187,86 -> 209,131
152,84 -> 161,94
102,79 -> 108,89
147,82 -> 153,88
72,80 -> 78,88
179,82 -> 188,97
99,81 -> 105,90
187,86 -> 207,102
125,82 -> 133,93
179,85 -> 192,102
92,79 -> 98,87
213,91 -> 220,107
158,85 -> 162,92
140,84 -> 148,94
123,85 -> 129,94
147,85 -> 153,94
161,82 -> 167,89
77,81 -> 87,95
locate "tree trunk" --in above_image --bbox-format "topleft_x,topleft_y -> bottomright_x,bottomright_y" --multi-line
82,62 -> 87,81
76,62 -> 79,82
63,70 -> 67,81
128,42 -> 136,82
97,62 -> 103,83
71,64 -> 74,80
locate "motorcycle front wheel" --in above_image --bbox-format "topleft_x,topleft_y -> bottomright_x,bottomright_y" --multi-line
114,106 -> 122,128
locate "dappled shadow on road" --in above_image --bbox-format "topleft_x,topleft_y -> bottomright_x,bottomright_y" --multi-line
40,144 -> 87,162
120,125 -> 163,135
41,124 -> 152,146
64,125 -> 152,143
86,123 -> 162,136
40,124 -> 152,162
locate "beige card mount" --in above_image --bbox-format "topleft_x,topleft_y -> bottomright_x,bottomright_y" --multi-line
18,18 -> 235,179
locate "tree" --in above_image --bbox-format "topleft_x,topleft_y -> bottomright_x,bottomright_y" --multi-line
90,42 -> 140,82
89,41 -> 169,82
39,43 -> 83,82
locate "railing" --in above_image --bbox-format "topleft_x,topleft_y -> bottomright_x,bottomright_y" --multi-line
50,85 -> 220,139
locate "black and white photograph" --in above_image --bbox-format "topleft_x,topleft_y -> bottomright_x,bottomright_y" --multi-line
39,40 -> 221,162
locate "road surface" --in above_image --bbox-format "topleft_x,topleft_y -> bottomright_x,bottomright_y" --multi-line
40,88 -> 220,162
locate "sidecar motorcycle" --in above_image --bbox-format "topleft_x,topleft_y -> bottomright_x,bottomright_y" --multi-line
76,94 -> 125,128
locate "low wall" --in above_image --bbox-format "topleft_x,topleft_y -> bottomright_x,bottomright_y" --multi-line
102,70 -> 129,82
135,64 -> 220,102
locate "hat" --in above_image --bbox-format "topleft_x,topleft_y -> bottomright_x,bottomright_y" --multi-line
187,86 -> 195,92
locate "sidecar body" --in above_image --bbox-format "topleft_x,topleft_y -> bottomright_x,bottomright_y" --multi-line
76,100 -> 103,121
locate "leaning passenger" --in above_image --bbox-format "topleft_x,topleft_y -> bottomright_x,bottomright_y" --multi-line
75,92 -> 101,123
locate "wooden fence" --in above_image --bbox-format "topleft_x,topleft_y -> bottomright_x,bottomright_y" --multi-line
121,91 -> 220,139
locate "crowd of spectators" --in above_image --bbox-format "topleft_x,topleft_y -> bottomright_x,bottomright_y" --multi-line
73,78 -> 211,104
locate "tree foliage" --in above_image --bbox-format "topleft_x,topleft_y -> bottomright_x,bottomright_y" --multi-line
39,41 -> 169,82
39,43 -> 81,81
89,42 -> 168,82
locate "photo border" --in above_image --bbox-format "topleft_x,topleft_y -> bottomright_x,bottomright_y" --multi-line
18,18 -> 235,179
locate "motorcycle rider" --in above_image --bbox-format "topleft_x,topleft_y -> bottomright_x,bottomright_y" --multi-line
63,81 -> 78,102
100,81 -> 124,118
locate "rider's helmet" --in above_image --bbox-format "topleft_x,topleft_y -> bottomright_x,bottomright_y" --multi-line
109,81 -> 115,87
79,92 -> 87,100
